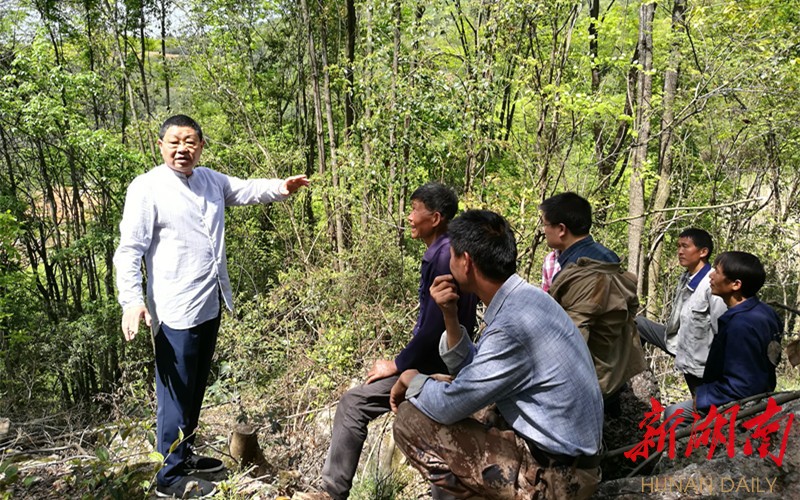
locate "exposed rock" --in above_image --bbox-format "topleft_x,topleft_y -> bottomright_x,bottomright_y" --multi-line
0,417 -> 9,439
602,370 -> 662,480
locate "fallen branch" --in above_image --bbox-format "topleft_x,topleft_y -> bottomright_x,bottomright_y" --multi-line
17,454 -> 97,472
0,444 -> 78,458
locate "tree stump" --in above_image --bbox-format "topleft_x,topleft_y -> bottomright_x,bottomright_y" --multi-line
229,423 -> 271,477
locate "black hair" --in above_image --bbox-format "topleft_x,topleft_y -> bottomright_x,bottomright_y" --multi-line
713,251 -> 766,298
538,192 -> 592,236
409,182 -> 458,222
159,115 -> 203,141
679,228 -> 714,261
449,210 -> 517,282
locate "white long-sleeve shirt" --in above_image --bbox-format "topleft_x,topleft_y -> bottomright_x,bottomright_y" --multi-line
113,164 -> 287,331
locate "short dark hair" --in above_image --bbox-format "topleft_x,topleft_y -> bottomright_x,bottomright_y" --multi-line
449,210 -> 516,282
539,192 -> 592,236
159,115 -> 203,141
679,228 -> 714,261
410,182 -> 458,222
713,251 -> 766,298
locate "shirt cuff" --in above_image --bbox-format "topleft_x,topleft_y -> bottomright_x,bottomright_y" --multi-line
119,295 -> 146,312
406,374 -> 430,399
438,324 -> 471,374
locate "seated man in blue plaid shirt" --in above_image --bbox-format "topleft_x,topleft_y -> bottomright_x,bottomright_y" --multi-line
390,210 -> 603,500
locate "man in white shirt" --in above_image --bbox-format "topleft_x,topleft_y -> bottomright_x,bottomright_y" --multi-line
114,114 -> 307,498
636,228 -> 726,395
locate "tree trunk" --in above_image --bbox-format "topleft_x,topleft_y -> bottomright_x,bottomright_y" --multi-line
360,1 -> 374,229
387,0 -> 401,232
626,0 -> 656,288
344,0 -> 356,140
299,0 -> 326,177
136,3 -> 152,119
645,0 -> 686,314
296,17 -> 316,231
229,424 -> 270,476
318,6 -> 346,259
590,0 -> 636,222
160,0 -> 171,112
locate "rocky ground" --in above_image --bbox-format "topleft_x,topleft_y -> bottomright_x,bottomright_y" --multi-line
2,374 -> 799,499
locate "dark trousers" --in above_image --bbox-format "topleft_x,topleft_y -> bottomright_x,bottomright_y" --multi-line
155,315 -> 220,486
321,376 -> 398,499
684,373 -> 703,396
635,315 -> 673,355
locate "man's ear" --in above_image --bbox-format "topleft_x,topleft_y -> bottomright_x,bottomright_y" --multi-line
431,211 -> 443,228
730,278 -> 743,292
557,223 -> 568,240
699,247 -> 710,260
463,251 -> 474,275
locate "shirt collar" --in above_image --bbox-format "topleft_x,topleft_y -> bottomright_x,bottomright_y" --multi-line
558,235 -> 595,267
484,273 -> 525,325
159,163 -> 194,179
686,262 -> 712,291
726,296 -> 760,316
423,233 -> 450,262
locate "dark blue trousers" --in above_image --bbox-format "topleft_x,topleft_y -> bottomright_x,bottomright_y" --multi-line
155,315 -> 220,486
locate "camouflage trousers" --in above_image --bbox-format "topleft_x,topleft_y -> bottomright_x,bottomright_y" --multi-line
393,402 -> 600,500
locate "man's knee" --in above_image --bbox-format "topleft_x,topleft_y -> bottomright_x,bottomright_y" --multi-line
634,314 -> 647,334
394,402 -> 433,452
337,386 -> 364,413
393,402 -> 417,443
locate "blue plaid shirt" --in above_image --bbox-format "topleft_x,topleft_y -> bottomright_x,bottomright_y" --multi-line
408,274 -> 604,457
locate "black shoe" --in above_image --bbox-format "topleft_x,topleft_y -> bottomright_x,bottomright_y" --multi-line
184,453 -> 224,474
156,476 -> 216,498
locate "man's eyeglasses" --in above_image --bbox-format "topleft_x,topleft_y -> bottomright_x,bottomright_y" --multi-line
162,141 -> 200,151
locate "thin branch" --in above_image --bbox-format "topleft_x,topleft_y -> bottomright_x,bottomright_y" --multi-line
605,197 -> 763,225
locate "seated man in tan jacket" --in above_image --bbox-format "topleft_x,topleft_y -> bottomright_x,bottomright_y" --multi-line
539,192 -> 646,416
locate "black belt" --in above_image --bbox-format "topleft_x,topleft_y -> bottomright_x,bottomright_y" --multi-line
526,441 -> 602,470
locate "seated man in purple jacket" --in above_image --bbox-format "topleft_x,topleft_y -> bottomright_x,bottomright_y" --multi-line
666,251 -> 782,423
299,183 -> 478,500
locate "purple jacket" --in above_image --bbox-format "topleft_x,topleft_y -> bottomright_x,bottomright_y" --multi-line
394,234 -> 478,374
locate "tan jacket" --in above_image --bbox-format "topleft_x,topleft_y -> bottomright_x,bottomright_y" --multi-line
549,257 -> 646,398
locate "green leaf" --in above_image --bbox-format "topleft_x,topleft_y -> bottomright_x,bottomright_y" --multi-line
120,425 -> 133,441
1,465 -> 18,484
95,446 -> 109,462
168,429 -> 185,455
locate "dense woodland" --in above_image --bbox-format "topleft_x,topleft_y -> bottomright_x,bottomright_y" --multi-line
1,0 -> 799,496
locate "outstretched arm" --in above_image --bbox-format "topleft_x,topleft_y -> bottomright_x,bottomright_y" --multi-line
280,174 -> 309,195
